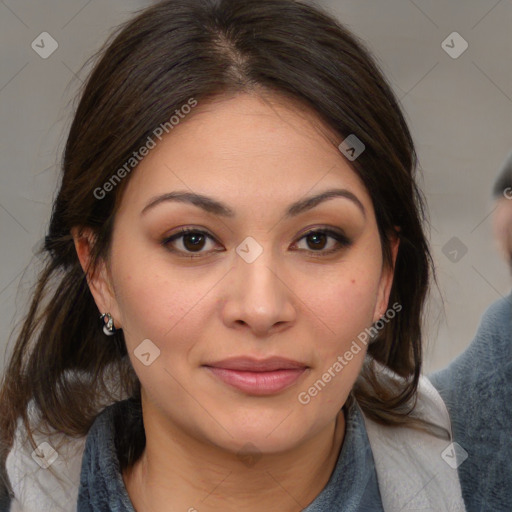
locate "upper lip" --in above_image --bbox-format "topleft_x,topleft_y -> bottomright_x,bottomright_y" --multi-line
204,356 -> 308,372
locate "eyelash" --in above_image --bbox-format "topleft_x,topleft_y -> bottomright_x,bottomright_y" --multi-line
160,227 -> 352,259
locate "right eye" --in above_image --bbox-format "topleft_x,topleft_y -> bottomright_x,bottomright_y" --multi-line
161,228 -> 223,258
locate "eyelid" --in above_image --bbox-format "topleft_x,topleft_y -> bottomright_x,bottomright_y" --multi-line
292,227 -> 352,256
297,226 -> 349,242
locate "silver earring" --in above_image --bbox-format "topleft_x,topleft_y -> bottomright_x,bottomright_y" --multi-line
100,312 -> 116,336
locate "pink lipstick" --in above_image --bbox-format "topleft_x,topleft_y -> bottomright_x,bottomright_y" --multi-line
203,356 -> 308,395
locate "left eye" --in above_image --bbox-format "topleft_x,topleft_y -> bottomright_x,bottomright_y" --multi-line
161,227 -> 351,258
293,229 -> 351,255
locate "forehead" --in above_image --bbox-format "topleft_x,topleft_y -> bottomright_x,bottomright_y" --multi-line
117,93 -> 371,214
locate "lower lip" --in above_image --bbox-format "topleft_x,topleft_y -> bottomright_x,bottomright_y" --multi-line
204,366 -> 307,395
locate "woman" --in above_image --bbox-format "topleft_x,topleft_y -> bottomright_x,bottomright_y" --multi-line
0,0 -> 497,510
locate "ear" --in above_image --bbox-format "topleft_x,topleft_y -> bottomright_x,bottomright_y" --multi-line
71,226 -> 123,329
373,229 -> 400,323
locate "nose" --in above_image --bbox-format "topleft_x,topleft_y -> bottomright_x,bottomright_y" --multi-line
220,248 -> 297,337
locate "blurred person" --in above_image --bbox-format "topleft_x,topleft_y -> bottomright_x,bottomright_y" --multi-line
491,150 -> 512,270
428,150 -> 512,511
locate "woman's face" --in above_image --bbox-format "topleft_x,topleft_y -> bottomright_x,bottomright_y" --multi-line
87,93 -> 397,455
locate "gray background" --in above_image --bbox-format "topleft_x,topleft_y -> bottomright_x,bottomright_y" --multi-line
1,0 -> 511,374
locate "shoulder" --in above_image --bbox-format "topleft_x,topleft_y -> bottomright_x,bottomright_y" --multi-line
429,293 -> 512,406
3,400 -> 127,512
360,371 -> 466,511
5,412 -> 86,512
428,294 -> 512,511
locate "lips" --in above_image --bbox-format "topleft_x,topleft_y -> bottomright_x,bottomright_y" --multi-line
204,356 -> 308,372
203,357 -> 309,395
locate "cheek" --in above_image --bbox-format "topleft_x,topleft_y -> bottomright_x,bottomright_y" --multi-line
111,261 -> 210,405
323,276 -> 378,325
110,247 -> 206,356
293,245 -> 383,386
294,275 -> 376,414
308,277 -> 375,375
296,256 -> 382,343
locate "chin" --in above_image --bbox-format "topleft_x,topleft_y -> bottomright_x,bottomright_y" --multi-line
223,431 -> 305,457
196,414 -> 306,453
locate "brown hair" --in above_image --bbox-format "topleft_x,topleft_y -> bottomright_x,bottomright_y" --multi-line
0,0 -> 434,494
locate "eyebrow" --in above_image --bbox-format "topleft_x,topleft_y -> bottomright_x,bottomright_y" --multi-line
140,188 -> 366,219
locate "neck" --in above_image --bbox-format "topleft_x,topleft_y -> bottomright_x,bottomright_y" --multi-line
123,404 -> 346,512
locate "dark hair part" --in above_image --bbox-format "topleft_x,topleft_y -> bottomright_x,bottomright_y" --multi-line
0,0 -> 434,488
